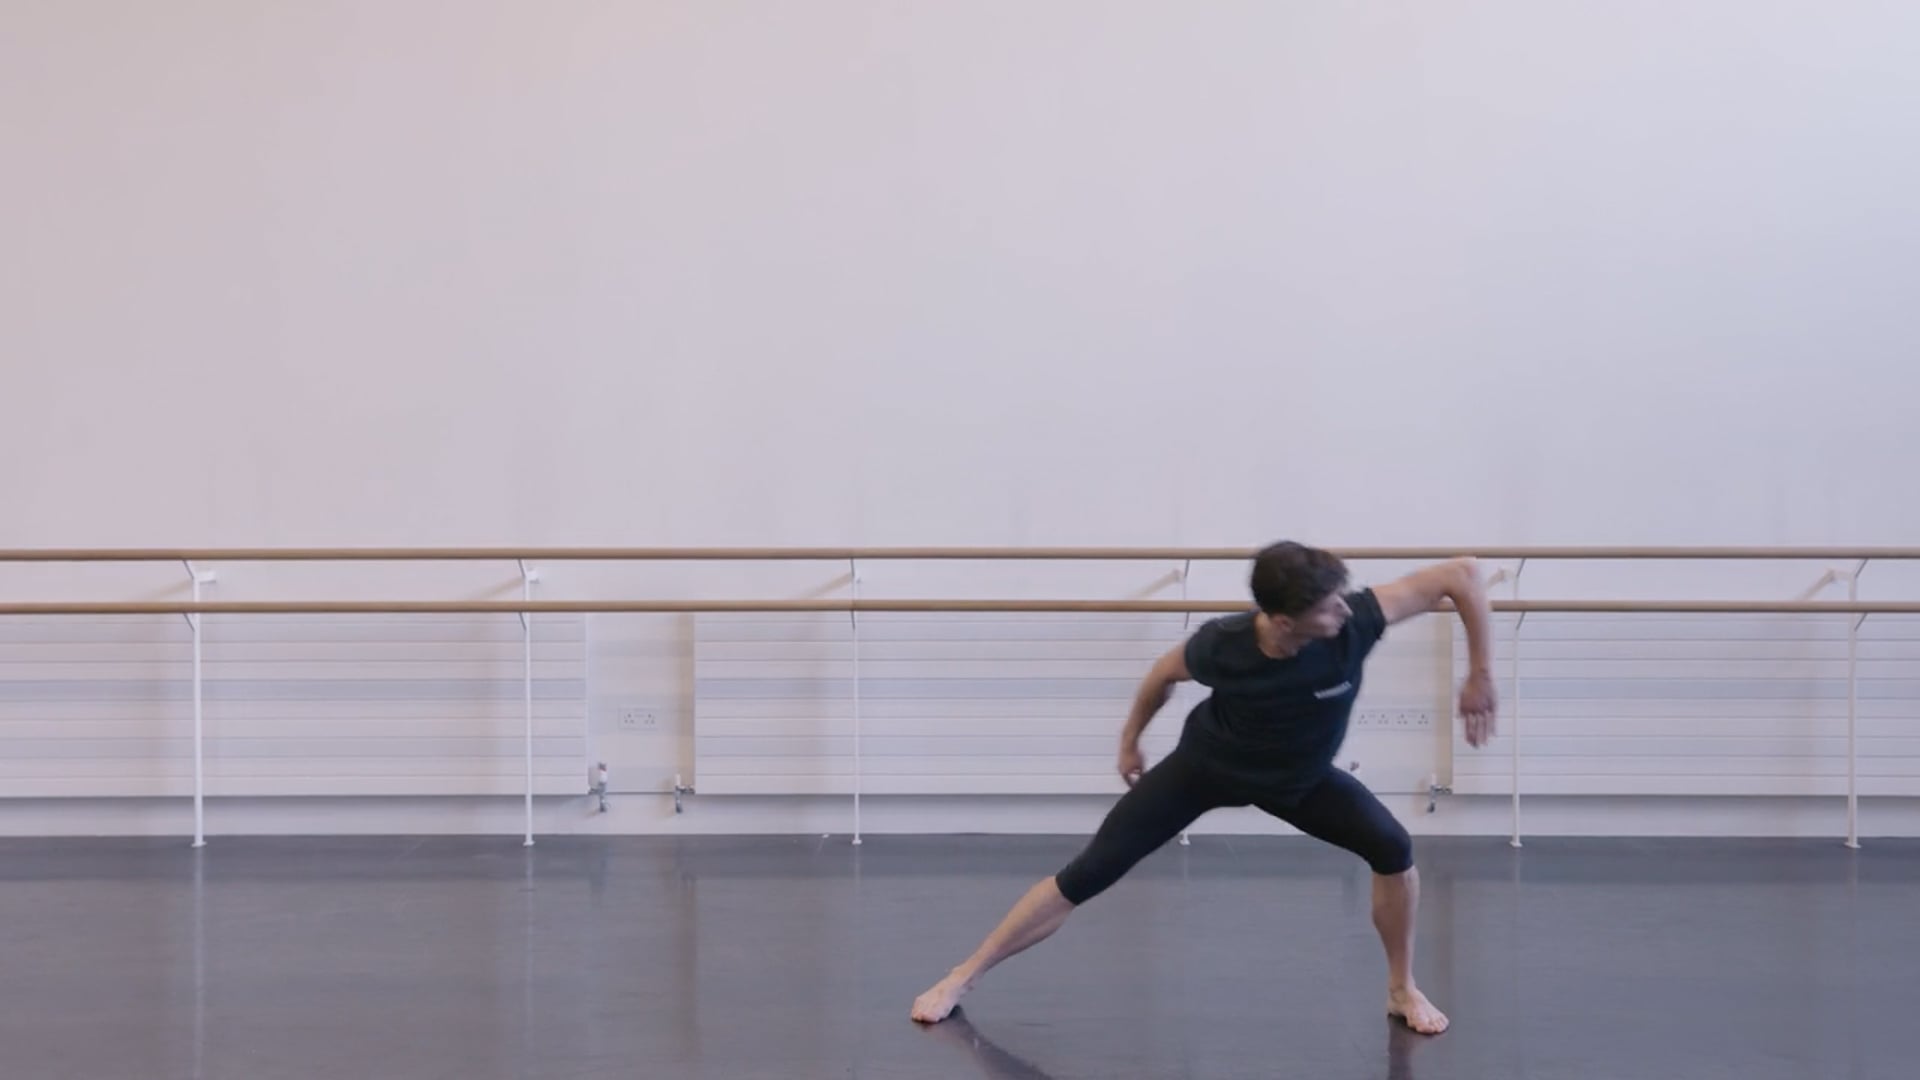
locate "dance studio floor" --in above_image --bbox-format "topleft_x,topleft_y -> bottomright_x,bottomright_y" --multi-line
1,833 -> 1912,1079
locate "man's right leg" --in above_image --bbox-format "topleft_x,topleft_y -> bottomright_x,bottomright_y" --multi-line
910,748 -> 1223,1023
1254,768 -> 1443,1033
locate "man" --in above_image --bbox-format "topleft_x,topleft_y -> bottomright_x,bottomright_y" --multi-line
909,541 -> 1498,1034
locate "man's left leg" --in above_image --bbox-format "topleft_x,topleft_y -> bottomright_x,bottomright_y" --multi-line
1255,768 -> 1447,1034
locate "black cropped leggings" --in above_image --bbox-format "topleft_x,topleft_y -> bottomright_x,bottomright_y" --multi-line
1055,745 -> 1413,905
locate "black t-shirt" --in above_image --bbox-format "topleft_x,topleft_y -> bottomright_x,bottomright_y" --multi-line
1177,588 -> 1389,795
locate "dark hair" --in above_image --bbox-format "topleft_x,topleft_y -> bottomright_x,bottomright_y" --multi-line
1249,541 -> 1348,616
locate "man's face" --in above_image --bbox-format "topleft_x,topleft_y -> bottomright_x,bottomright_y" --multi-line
1285,589 -> 1351,639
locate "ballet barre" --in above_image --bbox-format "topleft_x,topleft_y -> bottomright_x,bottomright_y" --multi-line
3,544 -> 1920,563
2,546 -> 1915,851
0,598 -> 1917,615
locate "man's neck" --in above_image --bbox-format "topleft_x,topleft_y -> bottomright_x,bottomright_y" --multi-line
1254,619 -> 1307,660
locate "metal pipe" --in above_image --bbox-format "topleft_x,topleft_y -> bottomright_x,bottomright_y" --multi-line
1509,559 -> 1527,849
1179,558 -> 1193,848
1846,561 -> 1868,849
190,566 -> 205,849
1510,611 -> 1525,849
520,561 -> 537,848
850,558 -> 862,846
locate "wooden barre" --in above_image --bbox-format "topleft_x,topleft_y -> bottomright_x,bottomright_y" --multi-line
2,600 -> 1918,616
3,546 -> 1920,563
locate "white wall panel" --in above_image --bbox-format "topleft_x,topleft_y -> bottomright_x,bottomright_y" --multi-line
1452,615 -> 1920,798
0,615 -> 588,798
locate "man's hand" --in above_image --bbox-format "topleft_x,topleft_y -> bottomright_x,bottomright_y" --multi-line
1458,670 -> 1497,747
1117,742 -> 1146,787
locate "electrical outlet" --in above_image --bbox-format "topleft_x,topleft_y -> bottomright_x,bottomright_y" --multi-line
1355,710 -> 1434,731
1392,710 -> 1433,731
618,706 -> 658,731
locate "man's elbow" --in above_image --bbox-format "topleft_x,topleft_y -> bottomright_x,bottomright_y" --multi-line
1151,645 -> 1191,686
1435,556 -> 1480,607
1448,555 -> 1480,587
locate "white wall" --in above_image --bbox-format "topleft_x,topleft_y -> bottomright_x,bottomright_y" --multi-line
2,2 -> 1918,838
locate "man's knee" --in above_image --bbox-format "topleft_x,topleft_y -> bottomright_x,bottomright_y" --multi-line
1055,829 -> 1164,904
1053,856 -> 1114,906
1367,823 -> 1414,877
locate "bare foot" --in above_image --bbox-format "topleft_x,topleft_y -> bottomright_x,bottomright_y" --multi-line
911,970 -> 972,1024
1387,984 -> 1449,1035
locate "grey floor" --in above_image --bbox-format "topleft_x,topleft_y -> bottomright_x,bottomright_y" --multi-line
0,834 -> 1913,1080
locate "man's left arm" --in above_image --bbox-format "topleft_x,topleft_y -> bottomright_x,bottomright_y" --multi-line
1373,556 -> 1499,747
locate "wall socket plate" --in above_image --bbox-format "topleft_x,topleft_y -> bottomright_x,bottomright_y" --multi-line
618,706 -> 658,731
1353,709 -> 1433,731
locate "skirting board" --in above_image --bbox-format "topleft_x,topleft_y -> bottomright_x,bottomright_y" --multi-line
0,793 -> 1914,841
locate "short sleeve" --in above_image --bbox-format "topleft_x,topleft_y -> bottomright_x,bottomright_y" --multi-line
1182,617 -> 1224,686
1345,588 -> 1389,656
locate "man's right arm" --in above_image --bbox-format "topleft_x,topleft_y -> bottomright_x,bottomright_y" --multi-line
1120,642 -> 1192,750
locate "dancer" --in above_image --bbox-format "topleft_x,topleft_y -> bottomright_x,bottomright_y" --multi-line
910,541 -> 1497,1034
